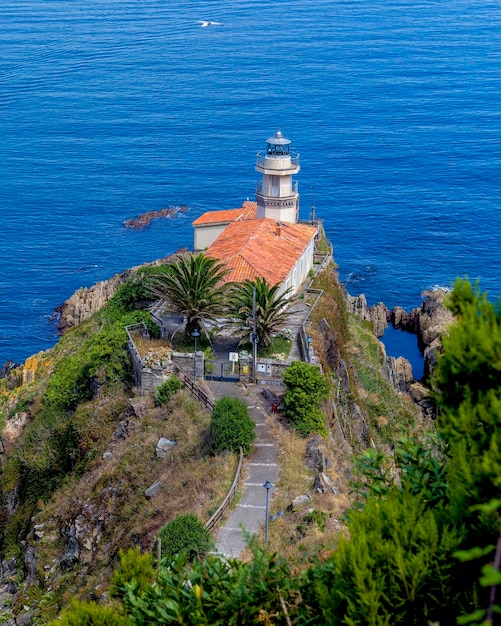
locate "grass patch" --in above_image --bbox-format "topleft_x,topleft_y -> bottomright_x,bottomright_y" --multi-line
21,389 -> 238,623
261,418 -> 350,568
239,336 -> 292,359
259,335 -> 292,358
171,332 -> 213,353
347,315 -> 420,444
314,222 -> 332,256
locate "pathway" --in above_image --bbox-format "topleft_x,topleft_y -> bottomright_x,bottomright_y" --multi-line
205,381 -> 279,558
283,299 -> 311,361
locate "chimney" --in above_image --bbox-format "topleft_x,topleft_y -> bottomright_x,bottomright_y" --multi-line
276,221 -> 282,237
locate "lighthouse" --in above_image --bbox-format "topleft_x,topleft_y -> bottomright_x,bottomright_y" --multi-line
255,130 -> 300,224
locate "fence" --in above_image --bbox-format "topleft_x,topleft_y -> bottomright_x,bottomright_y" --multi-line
204,359 -> 241,382
205,447 -> 244,532
173,364 -> 214,412
153,445 -> 243,559
298,288 -> 324,363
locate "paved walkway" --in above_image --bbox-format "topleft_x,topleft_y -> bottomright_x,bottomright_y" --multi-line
283,299 -> 311,361
204,381 -> 279,558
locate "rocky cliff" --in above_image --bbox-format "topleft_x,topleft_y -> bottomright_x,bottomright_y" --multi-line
345,288 -> 453,381
391,289 -> 454,378
55,252 -> 184,332
343,291 -> 390,337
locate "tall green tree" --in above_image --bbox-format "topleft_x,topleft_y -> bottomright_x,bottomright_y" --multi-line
150,253 -> 230,337
432,279 -> 501,624
433,278 -> 501,509
233,277 -> 293,350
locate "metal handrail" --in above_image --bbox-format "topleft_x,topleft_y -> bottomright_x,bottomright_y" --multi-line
299,288 -> 325,363
205,447 -> 244,532
173,364 -> 214,412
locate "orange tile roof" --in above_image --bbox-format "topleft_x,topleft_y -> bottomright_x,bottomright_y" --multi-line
206,218 -> 317,285
192,201 -> 257,226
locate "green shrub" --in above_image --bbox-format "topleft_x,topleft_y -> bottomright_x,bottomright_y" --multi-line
282,361 -> 329,437
155,375 -> 183,406
52,600 -> 131,625
109,547 -> 156,600
157,514 -> 212,562
108,279 -> 155,313
209,396 -> 255,455
43,321 -> 133,410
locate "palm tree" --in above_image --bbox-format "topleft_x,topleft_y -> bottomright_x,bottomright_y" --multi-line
233,277 -> 293,350
150,252 -> 230,338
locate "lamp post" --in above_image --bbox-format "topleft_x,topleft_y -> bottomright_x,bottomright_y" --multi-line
251,331 -> 258,384
252,286 -> 258,384
306,335 -> 312,362
191,328 -> 200,382
263,480 -> 273,544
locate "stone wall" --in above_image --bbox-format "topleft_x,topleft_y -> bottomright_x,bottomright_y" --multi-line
126,324 -> 174,394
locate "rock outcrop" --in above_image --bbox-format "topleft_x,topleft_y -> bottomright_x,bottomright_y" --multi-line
346,288 -> 453,381
0,360 -> 20,380
55,252 -> 185,332
391,289 -> 454,378
408,381 -> 436,420
124,205 -> 188,229
344,292 -> 390,337
382,354 -> 414,393
345,288 -> 454,418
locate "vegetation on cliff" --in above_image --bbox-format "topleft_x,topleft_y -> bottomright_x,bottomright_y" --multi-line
282,361 -> 329,437
233,276 -> 294,350
51,278 -> 501,625
2,256 -> 499,625
0,274 -> 236,622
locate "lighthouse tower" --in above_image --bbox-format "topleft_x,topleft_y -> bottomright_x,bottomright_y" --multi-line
255,130 -> 300,224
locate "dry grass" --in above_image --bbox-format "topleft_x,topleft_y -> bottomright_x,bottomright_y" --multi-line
132,334 -> 173,359
32,389 -> 238,618
261,417 -> 350,568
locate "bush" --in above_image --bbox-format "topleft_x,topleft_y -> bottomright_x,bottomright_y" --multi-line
108,279 -> 155,313
109,547 -> 156,600
209,396 -> 255,455
157,514 -> 212,562
53,600 -> 131,625
155,375 -> 183,406
282,361 -> 329,437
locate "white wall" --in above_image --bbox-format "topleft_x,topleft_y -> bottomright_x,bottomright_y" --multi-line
279,238 -> 315,297
194,223 -> 229,251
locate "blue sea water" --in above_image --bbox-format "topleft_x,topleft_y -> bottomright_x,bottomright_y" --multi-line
1,0 -> 500,367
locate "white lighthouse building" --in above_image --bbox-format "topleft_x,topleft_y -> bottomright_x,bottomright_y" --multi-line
255,130 -> 300,224
191,130 -> 317,296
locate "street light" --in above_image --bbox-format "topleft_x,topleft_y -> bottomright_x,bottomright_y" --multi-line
251,331 -> 258,384
191,328 -> 200,382
252,286 -> 258,384
263,480 -> 273,544
306,335 -> 312,362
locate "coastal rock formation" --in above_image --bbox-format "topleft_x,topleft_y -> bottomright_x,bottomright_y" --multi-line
391,289 -> 454,378
55,252 -> 185,332
382,354 -> 414,393
391,289 -> 452,345
344,292 -> 390,337
345,288 -> 454,421
346,288 -> 453,381
124,205 -> 188,229
0,360 -> 20,380
408,381 -> 436,420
